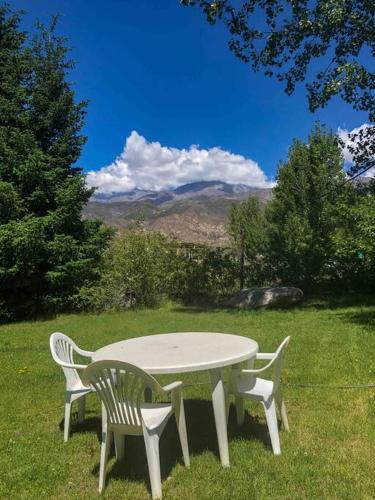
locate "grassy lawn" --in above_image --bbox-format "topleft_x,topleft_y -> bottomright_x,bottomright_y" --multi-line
0,299 -> 374,499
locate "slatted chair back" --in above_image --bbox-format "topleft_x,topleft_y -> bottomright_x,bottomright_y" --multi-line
50,332 -> 83,388
271,336 -> 290,394
82,360 -> 163,429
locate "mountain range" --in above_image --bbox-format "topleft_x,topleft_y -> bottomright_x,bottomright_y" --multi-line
83,181 -> 273,245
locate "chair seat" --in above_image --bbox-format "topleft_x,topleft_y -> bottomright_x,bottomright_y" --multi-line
68,381 -> 92,394
234,375 -> 274,402
141,402 -> 173,430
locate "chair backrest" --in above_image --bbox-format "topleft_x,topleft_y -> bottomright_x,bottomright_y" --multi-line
50,332 -> 83,388
271,336 -> 290,394
82,360 -> 163,429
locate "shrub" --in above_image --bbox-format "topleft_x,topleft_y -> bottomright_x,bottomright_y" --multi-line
178,246 -> 239,302
78,230 -> 184,311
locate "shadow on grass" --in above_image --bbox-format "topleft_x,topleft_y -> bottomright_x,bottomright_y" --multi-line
172,292 -> 375,315
301,293 -> 375,311
63,399 -> 271,495
228,405 -> 273,450
171,304 -> 239,315
337,309 -> 375,331
59,411 -> 103,442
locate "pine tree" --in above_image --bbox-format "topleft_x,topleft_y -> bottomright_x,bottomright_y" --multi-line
0,8 -> 111,321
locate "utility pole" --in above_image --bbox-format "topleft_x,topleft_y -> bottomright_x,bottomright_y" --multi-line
240,227 -> 245,290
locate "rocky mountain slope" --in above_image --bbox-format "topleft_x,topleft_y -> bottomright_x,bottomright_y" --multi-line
83,181 -> 273,245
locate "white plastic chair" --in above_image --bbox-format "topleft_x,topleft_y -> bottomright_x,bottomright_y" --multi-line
230,336 -> 290,455
82,360 -> 190,499
49,332 -> 94,442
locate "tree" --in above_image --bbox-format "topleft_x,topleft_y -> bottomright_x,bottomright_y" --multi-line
228,196 -> 268,287
266,123 -> 347,288
329,187 -> 375,290
181,0 -> 375,176
0,7 -> 111,321
78,230 -> 183,310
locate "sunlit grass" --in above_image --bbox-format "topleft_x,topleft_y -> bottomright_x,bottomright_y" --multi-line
0,300 -> 374,498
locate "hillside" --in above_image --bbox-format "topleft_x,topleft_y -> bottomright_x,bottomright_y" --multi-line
83,181 -> 273,245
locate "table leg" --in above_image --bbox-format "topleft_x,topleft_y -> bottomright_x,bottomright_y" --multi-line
246,357 -> 255,369
209,368 -> 230,467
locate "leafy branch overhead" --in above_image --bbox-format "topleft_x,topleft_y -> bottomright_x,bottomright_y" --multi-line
181,0 -> 375,175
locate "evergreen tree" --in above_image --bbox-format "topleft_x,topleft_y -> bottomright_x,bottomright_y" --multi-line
0,7 -> 111,321
266,123 -> 347,288
0,7 -> 33,215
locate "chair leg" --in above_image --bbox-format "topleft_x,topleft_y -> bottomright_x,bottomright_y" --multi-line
235,396 -> 245,426
143,426 -> 162,499
101,402 -> 107,435
99,425 -> 111,493
173,392 -> 190,468
114,432 -> 125,461
263,398 -> 281,455
64,395 -> 72,442
276,391 -> 290,432
226,398 -> 230,425
78,395 -> 86,423
225,385 -> 231,425
144,387 -> 152,403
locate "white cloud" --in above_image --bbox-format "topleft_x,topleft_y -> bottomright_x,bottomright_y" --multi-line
86,131 -> 274,193
337,123 -> 375,177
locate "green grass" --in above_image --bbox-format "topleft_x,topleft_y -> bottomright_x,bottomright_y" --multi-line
1,300 -> 374,499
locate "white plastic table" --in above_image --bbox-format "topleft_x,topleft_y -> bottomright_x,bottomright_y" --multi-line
93,332 -> 258,466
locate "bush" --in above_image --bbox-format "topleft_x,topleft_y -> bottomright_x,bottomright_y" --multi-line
178,246 -> 239,302
78,230 -> 184,311
78,231 -> 246,312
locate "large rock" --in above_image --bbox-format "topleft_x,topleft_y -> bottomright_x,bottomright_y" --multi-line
227,286 -> 303,309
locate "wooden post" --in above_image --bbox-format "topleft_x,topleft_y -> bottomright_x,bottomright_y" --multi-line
240,228 -> 245,290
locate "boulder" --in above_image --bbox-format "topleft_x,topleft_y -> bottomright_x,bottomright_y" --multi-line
227,286 -> 303,309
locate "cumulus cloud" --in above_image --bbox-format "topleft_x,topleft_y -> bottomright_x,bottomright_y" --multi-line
86,131 -> 273,193
337,123 -> 375,177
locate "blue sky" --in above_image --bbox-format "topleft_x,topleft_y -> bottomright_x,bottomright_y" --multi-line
11,0 -> 368,191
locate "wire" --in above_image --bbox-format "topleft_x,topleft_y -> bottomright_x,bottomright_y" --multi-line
182,381 -> 375,389
286,382 -> 375,389
343,163 -> 375,185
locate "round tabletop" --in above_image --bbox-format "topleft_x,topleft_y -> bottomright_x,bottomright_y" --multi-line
93,332 -> 258,374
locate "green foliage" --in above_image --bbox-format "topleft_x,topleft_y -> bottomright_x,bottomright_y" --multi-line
228,197 -> 269,286
266,123 -> 348,288
79,231 -> 241,311
0,181 -> 23,223
182,0 -> 375,176
329,190 -> 375,290
0,7 -> 111,321
229,198 -> 268,257
79,231 -> 183,310
180,246 -> 239,301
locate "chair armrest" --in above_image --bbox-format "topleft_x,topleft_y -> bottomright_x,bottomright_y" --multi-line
256,352 -> 275,360
161,381 -> 183,394
241,355 -> 277,375
74,347 -> 94,358
58,361 -> 88,370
